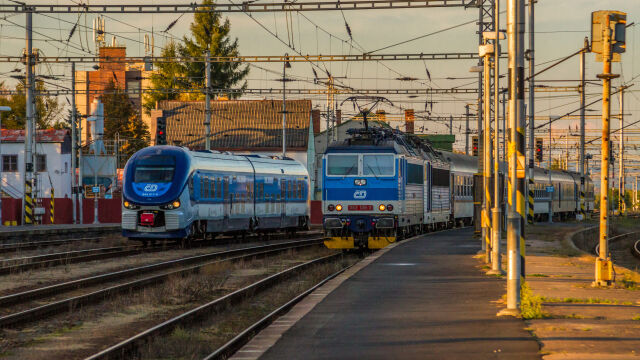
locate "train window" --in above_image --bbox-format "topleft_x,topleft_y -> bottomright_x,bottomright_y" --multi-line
200,176 -> 205,198
134,155 -> 175,183
298,182 -> 303,199
211,178 -> 216,198
223,177 -> 229,200
260,183 -> 264,200
217,178 -> 222,198
204,177 -> 210,198
406,163 -> 424,184
288,180 -> 292,199
363,155 -> 395,176
327,155 -> 358,176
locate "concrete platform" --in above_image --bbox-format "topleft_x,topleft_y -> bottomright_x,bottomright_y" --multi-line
240,228 -> 541,360
0,223 -> 120,240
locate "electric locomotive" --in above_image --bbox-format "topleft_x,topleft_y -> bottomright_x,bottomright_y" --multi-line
322,128 -> 449,249
122,146 -> 310,244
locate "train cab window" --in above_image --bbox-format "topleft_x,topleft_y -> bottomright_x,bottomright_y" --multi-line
134,155 -> 175,183
327,155 -> 358,176
364,155 -> 395,176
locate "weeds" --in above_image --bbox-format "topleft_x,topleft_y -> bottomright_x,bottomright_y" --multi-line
529,274 -> 549,278
520,282 -> 549,319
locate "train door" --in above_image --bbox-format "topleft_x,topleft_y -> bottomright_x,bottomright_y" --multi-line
280,178 -> 286,227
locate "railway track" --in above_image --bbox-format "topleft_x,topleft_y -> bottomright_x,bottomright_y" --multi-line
0,237 -> 323,328
0,231 -> 321,275
85,251 -> 343,360
0,236 -> 109,254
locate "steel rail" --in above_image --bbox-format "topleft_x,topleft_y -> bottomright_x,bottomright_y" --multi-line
84,252 -> 340,360
632,240 -> 640,260
204,259 -> 352,360
0,245 -> 143,267
0,238 -> 323,328
0,236 -> 107,254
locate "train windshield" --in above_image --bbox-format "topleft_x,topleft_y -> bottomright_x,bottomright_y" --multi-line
327,155 -> 358,176
363,155 -> 395,176
134,155 -> 176,183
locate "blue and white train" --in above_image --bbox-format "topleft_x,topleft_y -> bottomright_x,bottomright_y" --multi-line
122,146 -> 310,244
322,127 -> 595,250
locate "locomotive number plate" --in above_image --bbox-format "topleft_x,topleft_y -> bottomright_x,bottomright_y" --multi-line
348,205 -> 373,211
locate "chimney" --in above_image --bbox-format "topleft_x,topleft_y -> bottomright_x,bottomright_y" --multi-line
405,109 -> 415,134
312,109 -> 321,135
336,110 -> 342,125
99,46 -> 126,72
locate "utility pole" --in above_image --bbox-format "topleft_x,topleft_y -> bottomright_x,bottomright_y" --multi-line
579,38 -> 588,221
71,62 -> 77,224
476,2 -> 485,248
205,50 -> 211,151
619,85 -> 626,215
465,104 -> 470,155
499,0 -> 525,316
481,39 -> 493,263
23,10 -> 35,226
449,115 -> 453,135
592,10 -> 626,286
488,0 -> 503,275
526,0 -> 535,226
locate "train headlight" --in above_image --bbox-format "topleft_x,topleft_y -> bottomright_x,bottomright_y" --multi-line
378,204 -> 386,211
161,200 -> 181,210
387,204 -> 394,211
123,200 -> 139,210
336,204 -> 343,211
354,179 -> 367,186
327,204 -> 335,211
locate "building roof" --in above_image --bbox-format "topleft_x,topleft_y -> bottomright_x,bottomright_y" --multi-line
157,99 -> 312,151
1,129 -> 69,143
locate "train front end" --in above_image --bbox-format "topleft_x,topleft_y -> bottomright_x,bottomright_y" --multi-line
121,146 -> 193,242
322,146 -> 399,249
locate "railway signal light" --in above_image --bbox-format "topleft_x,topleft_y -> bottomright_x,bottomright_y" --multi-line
156,116 -> 167,145
591,10 -> 627,62
472,136 -> 479,157
535,138 -> 543,162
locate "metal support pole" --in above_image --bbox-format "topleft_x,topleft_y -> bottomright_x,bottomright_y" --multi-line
489,0 -> 503,275
499,0 -> 524,316
71,62 -> 77,224
23,11 -> 35,226
282,54 -> 287,158
465,104 -> 470,155
526,0 -> 535,225
619,86 -> 625,215
579,38 -> 587,221
476,1 -> 485,246
78,120 -> 83,224
205,50 -> 211,151
483,51 -> 493,263
449,115 -> 453,135
595,15 -> 616,287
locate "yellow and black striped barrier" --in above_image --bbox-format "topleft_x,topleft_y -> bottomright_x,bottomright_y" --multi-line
24,180 -> 34,225
527,178 -> 534,224
50,188 -> 55,224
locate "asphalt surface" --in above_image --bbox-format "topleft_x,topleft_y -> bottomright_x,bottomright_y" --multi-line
260,228 -> 541,360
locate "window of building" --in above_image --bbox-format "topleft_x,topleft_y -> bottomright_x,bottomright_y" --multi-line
2,155 -> 17,172
36,154 -> 46,172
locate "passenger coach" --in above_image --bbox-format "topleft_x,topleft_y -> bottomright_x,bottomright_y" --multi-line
122,146 -> 310,244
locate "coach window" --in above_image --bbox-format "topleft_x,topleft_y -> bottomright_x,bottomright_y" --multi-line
204,177 -> 210,198
327,155 -> 358,176
364,155 -> 395,176
223,177 -> 229,200
217,178 -> 222,198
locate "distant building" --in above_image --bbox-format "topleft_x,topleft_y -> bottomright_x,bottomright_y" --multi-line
0,129 -> 71,200
74,46 -> 152,144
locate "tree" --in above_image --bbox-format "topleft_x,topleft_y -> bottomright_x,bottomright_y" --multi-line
101,82 -> 150,154
180,0 -> 249,100
143,0 -> 249,111
142,41 -> 189,114
0,80 -> 63,129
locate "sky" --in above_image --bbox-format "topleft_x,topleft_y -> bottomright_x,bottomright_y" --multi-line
0,0 -> 639,187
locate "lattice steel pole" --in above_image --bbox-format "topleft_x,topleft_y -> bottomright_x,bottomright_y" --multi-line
579,38 -> 587,221
482,47 -> 493,263
23,10 -> 35,226
526,0 -> 535,225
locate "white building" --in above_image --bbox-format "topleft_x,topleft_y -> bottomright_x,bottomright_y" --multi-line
1,129 -> 72,200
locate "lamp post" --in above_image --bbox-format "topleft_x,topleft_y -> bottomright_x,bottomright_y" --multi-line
282,53 -> 292,158
0,106 -> 11,227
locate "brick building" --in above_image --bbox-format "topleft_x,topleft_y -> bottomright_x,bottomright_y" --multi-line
74,46 -> 152,144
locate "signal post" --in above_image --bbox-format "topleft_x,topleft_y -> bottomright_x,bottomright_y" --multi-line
591,10 -> 626,286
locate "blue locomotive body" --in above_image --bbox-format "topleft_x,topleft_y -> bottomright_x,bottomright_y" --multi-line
122,146 -> 310,243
